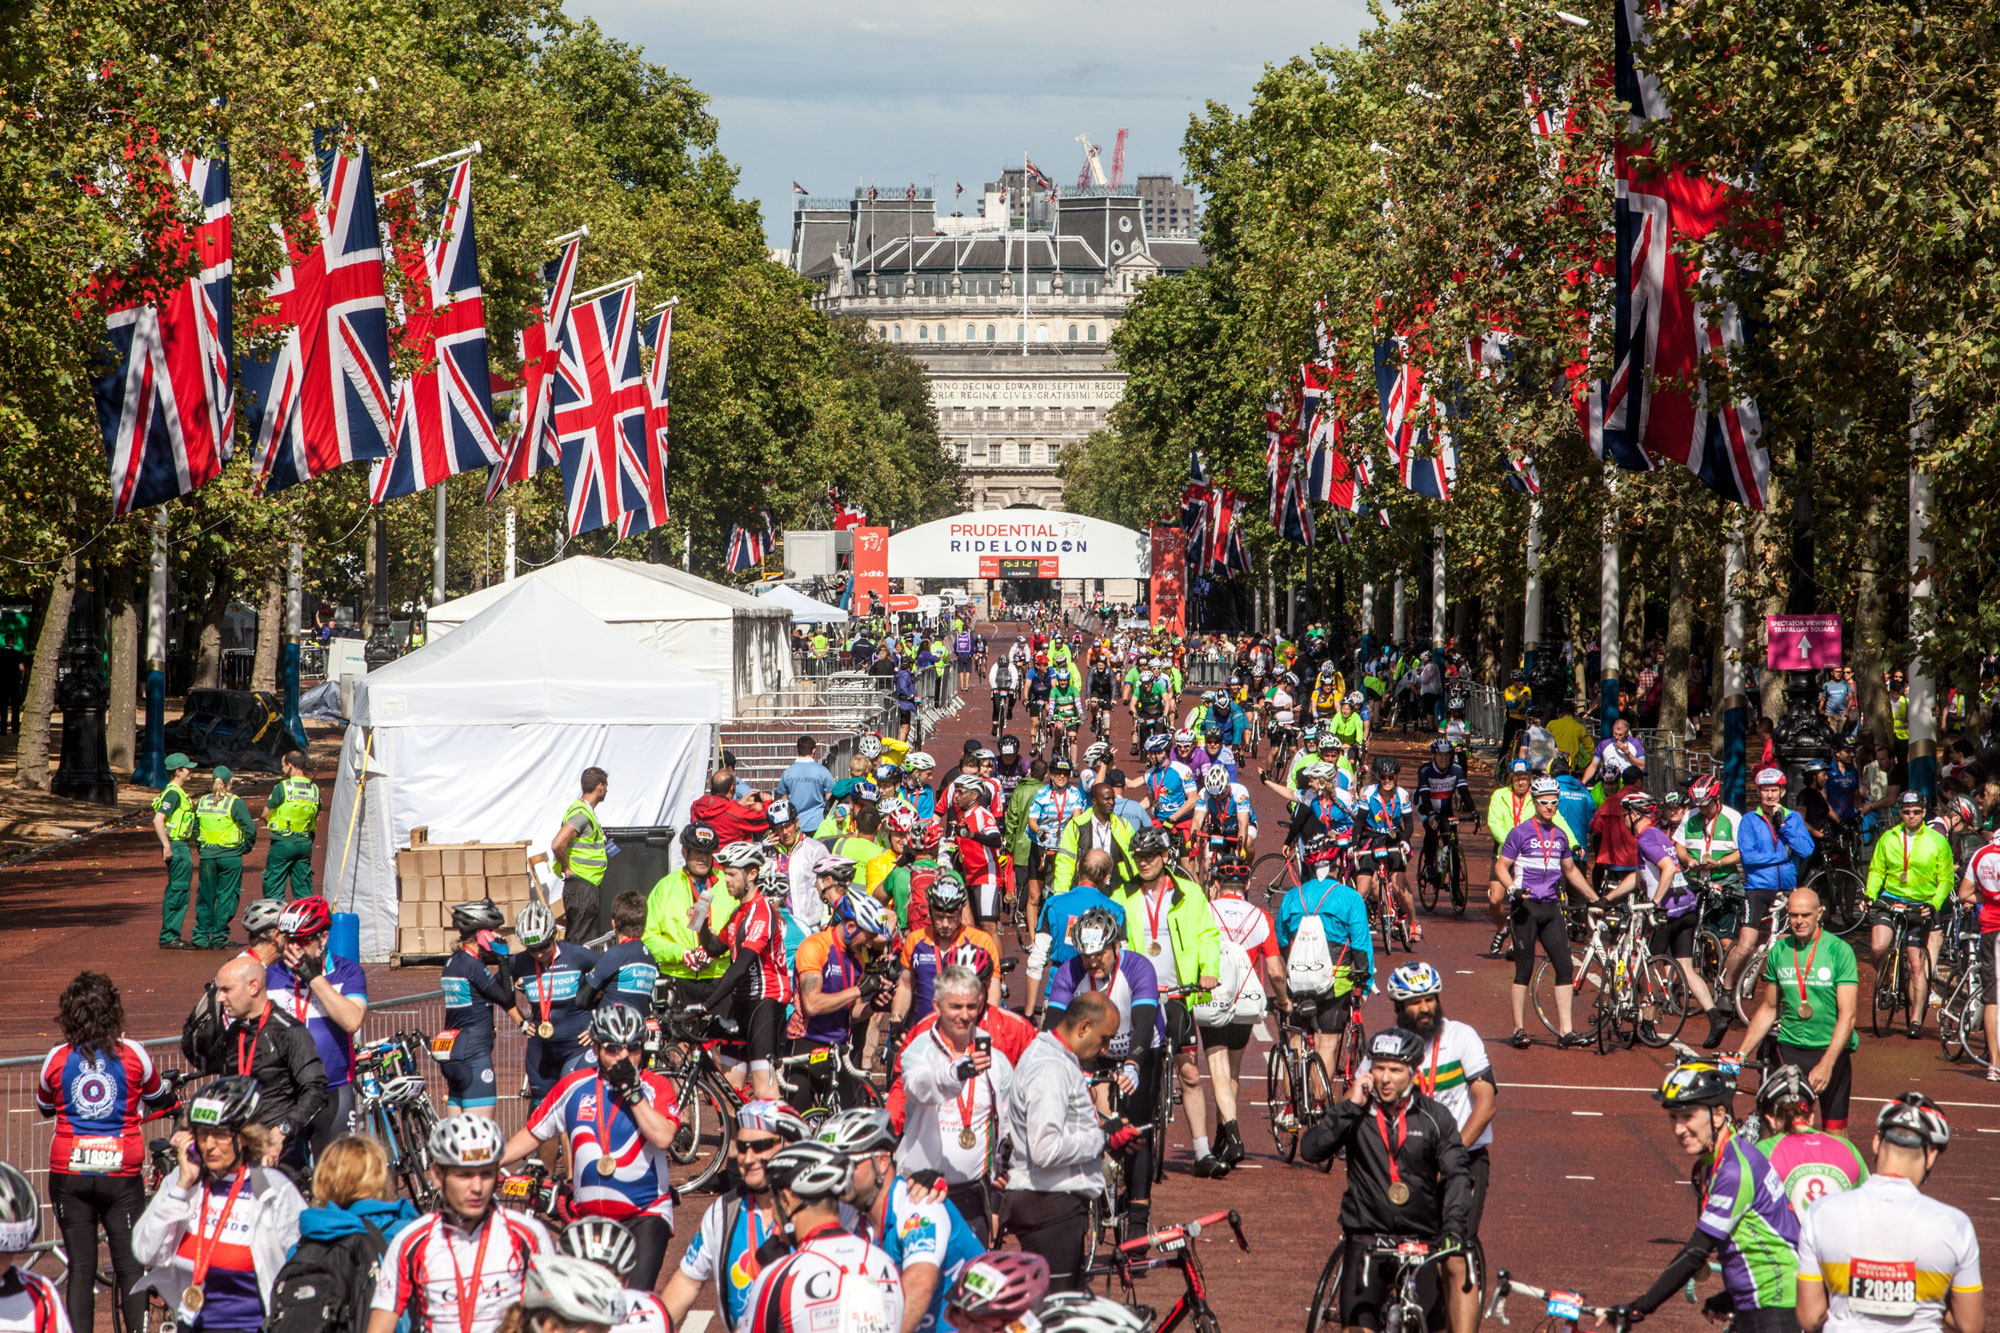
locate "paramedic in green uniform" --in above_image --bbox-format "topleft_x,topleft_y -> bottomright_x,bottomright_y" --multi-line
153,752 -> 199,949
261,750 -> 320,899
194,766 -> 258,949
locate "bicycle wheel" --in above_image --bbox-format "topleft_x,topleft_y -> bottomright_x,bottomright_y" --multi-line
1639,954 -> 1689,1047
1816,868 -> 1868,937
1193,1306 -> 1223,1333
394,1104 -> 442,1210
1250,852 -> 1296,905
1596,978 -> 1630,1054
1266,1044 -> 1301,1163
1531,950 -> 1601,1037
1306,1247 -> 1344,1333
1446,840 -> 1467,915
1693,929 -> 1725,991
1149,1060 -> 1175,1183
1871,957 -> 1905,1039
669,1074 -> 735,1195
1938,974 -> 1980,1063
1417,848 -> 1441,912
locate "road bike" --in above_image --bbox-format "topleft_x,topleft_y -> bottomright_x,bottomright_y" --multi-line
1083,1071 -> 1155,1273
1416,811 -> 1467,915
1265,1007 -> 1339,1168
1306,1236 -> 1478,1333
1087,693 -> 1113,739
777,1039 -> 884,1128
1805,819 -> 1870,937
351,1032 -> 442,1210
1937,915 -> 1990,1067
1250,843 -> 1302,905
1585,901 -> 1689,1052
1870,900 -> 1935,1038
1086,1209 -> 1248,1331
647,1005 -> 747,1194
1483,1272 -> 1632,1333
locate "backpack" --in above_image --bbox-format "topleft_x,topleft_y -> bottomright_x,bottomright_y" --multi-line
266,1220 -> 387,1333
1286,883 -> 1351,998
180,980 -> 224,1069
1191,935 -> 1265,1027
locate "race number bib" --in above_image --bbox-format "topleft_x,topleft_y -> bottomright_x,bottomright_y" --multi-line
1848,1258 -> 1919,1317
67,1136 -> 123,1174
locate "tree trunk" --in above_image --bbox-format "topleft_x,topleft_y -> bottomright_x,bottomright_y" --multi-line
107,570 -> 138,775
1452,594 -> 1472,652
1623,578 -> 1645,674
1500,596 -> 1523,686
1477,592 -> 1502,684
1752,481 -> 1789,722
1660,539 -> 1692,739
1569,600 -> 1588,704
16,556 -> 75,790
1852,486 -> 1893,747
252,558 -> 283,692
193,570 -> 233,690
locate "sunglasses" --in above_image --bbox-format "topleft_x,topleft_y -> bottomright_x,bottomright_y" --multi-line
735,1137 -> 784,1155
596,1043 -> 637,1055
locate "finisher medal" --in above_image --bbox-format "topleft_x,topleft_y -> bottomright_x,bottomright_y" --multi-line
597,1158 -> 617,1177
537,1021 -> 555,1039
1148,941 -> 1162,956
182,1287 -> 205,1314
1797,1002 -> 1813,1019
959,1127 -> 978,1150
1387,1182 -> 1411,1205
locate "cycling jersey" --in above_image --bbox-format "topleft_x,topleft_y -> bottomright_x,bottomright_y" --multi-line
1265,687 -> 1297,727
743,1222 -> 904,1333
1024,669 -> 1052,702
899,926 -> 1000,1022
1414,761 -> 1469,813
1035,888 -> 1125,970
525,1067 -> 682,1221
1637,826 -> 1696,917
1499,819 -> 1575,901
795,928 -> 866,1046
1145,763 -> 1193,820
1134,681 -> 1170,717
1191,745 -> 1239,784
1196,789 -> 1254,842
1046,950 -> 1162,1058
1087,668 -> 1116,700
718,895 -> 793,1003
373,1209 -> 552,1333
1678,807 -> 1745,886
1331,712 -> 1366,750
1796,1173 -> 1981,1333
440,947 -> 515,1065
1967,843 -> 2000,930
1028,784 -> 1085,851
1757,1130 -> 1867,1214
1310,686 -> 1341,716
861,1177 -> 984,1333
1355,1016 -> 1492,1149
266,953 -> 369,1087
586,937 -> 660,1015
679,1190 -> 791,1331
1695,1129 -> 1803,1311
1866,825 -> 1954,910
37,1037 -> 163,1176
1358,784 -> 1411,838
953,803 -> 1002,889
507,943 -> 601,1046
1047,688 -> 1081,724
611,1288 -> 671,1333
0,1267 -> 64,1333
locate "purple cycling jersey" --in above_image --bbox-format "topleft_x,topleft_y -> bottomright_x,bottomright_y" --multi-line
1500,818 -> 1573,901
1637,826 -> 1697,918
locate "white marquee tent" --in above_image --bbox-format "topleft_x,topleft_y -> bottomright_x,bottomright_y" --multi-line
426,557 -> 791,717
755,583 -> 849,624
325,580 -> 721,962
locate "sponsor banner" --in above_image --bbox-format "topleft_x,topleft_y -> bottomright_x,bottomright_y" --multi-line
1149,526 -> 1186,637
979,556 -> 1058,579
854,526 -> 891,617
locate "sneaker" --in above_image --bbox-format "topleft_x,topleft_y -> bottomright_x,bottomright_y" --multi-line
158,938 -> 191,950
1986,1066 -> 2000,1083
1193,1154 -> 1231,1179
1907,1024 -> 1924,1040
1557,1030 -> 1592,1049
1410,923 -> 1424,942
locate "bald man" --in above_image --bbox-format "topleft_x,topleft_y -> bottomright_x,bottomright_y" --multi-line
189,957 -> 329,1166
1731,886 -> 1861,1131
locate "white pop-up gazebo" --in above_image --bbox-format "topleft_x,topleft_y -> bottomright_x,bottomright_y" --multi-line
324,580 -> 721,961
756,583 -> 849,624
425,556 -> 792,718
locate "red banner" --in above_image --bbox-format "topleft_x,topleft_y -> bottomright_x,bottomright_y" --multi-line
853,526 -> 890,618
1149,527 -> 1186,637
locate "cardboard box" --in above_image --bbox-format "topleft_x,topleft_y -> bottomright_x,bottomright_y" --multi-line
440,876 -> 481,903
492,845 -> 530,877
410,875 -> 444,902
488,874 -> 532,903
395,849 -> 422,882
398,926 -> 444,955
408,826 -> 429,847
399,901 -> 441,929
416,848 -> 444,879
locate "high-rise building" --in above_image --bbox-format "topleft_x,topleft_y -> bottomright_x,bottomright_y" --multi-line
1134,174 -> 1199,238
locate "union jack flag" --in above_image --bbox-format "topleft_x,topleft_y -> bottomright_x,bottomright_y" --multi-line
1299,362 -> 1362,512
486,234 -> 583,501
243,132 -> 395,494
1375,336 -> 1457,501
1180,451 -> 1211,566
1203,487 -> 1248,575
1584,0 -> 1769,509
93,151 -> 233,517
727,523 -> 768,572
617,305 -> 673,539
553,280 -> 650,537
833,501 -> 867,531
370,159 -> 500,503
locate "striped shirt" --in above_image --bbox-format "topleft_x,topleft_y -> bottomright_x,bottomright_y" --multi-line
1357,1017 -> 1492,1149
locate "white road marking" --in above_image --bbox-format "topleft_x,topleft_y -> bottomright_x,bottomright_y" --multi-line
684,1314 -> 714,1333
1571,1110 -> 1604,1117
1566,1175 -> 1595,1180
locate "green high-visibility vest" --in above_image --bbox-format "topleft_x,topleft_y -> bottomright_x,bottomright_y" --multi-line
196,793 -> 244,849
563,799 -> 608,885
153,786 -> 195,841
269,776 -> 320,834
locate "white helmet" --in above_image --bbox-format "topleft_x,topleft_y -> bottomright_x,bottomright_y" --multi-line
835,889 -> 893,939
1305,761 -> 1338,782
428,1114 -> 505,1169
523,1254 -> 622,1326
857,733 -> 884,759
1173,729 -> 1194,745
559,1218 -> 639,1279
715,840 -> 766,869
516,902 -> 557,949
0,1162 -> 39,1251
1529,776 -> 1560,798
907,751 -> 936,773
1201,766 -> 1229,795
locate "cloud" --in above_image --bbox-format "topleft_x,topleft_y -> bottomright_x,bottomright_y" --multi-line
572,0 -> 1376,245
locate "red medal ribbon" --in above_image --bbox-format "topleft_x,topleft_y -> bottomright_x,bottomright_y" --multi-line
1791,930 -> 1821,1013
443,1211 -> 496,1333
1374,1102 -> 1409,1190
236,1003 -> 272,1076
1144,883 -> 1171,950
938,1032 -> 983,1137
595,1073 -> 621,1176
532,953 -> 554,1032
1419,1039 -> 1443,1098
188,1169 -> 250,1293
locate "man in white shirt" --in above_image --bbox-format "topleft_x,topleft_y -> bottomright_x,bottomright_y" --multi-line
765,800 -> 830,938
898,966 -> 1015,1244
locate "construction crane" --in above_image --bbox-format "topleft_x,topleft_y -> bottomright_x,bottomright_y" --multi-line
1108,129 -> 1127,190
1075,132 -> 1108,188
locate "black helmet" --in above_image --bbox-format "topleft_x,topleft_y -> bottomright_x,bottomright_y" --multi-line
999,734 -> 1021,755
1129,826 -> 1171,858
681,822 -> 720,854
1373,755 -> 1401,778
764,1142 -> 854,1200
451,899 -> 506,933
929,873 -> 969,913
1367,1027 -> 1426,1069
1654,1060 -> 1737,1109
187,1075 -> 263,1130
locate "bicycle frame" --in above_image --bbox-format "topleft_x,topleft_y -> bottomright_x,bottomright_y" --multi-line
1089,1209 -> 1248,1328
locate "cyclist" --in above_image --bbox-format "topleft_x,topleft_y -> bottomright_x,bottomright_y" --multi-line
743,1144 -> 903,1333
1129,670 -> 1172,755
664,1101 -> 809,1332
1753,1065 -> 1866,1212
820,1108 -> 983,1333
1794,1094 -> 1980,1333
134,1075 -> 305,1332
1957,828 -> 2000,1081
507,902 -> 601,1103
1128,734 -> 1195,851
1271,761 -> 1354,851
1609,792 -> 1723,1045
1308,662 -> 1344,725
266,895 -> 369,1158
1355,757 -> 1418,942
1331,691 -> 1369,760
950,776 -> 1008,925
1188,763 -> 1258,884
1485,759 -> 1537,957
1499,670 -> 1532,761
1047,668 -> 1083,763
439,900 -> 515,1117
0,1162 -> 64,1333
1024,660 -> 1054,742
894,874 -> 1002,1025
239,897 -> 284,967
1723,768 -> 1817,1022
943,1251 -> 1050,1333
1732,887 -> 1862,1130
793,889 -> 898,1104
1863,791 -> 1954,1038
1085,651 -> 1118,738
1193,860 -> 1280,1178
641,822 -> 734,996
1273,834 -> 1373,1093
988,657 -> 1022,733
1264,671 -> 1302,765
1495,776 -> 1599,1049
1300,1028 -> 1475,1333
1043,907 -> 1159,1220
1414,738 -> 1473,894
1614,1061 -> 1800,1333
582,891 -> 661,1018
513,1256 -> 623,1333
559,1220 -> 668,1333
994,737 -> 1031,806
700,847 -> 792,1102
1027,756 -> 1086,935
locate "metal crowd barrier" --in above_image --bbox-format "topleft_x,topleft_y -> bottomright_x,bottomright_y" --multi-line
1462,682 -> 1505,749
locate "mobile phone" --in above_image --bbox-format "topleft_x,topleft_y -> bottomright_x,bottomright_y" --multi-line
974,1035 -> 992,1054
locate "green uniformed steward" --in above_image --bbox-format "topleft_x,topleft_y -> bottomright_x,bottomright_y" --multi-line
193,766 -> 257,949
261,749 -> 320,899
551,766 -> 610,943
153,752 -> 199,948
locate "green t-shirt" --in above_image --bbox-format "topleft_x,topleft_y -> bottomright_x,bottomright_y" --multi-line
884,857 -> 937,928
1762,930 -> 1860,1051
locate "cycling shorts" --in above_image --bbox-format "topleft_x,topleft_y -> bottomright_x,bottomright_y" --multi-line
721,996 -> 784,1070
1865,897 -> 1939,934
1029,845 -> 1059,881
1984,930 -> 2000,1006
1776,1042 -> 1851,1125
443,1052 -> 498,1108
1206,1020 -> 1255,1052
1650,910 -> 1699,961
1362,834 -> 1406,875
1163,998 -> 1201,1054
1338,1234 -> 1446,1333
1294,991 -> 1354,1036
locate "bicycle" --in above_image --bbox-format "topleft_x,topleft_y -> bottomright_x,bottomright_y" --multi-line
1869,900 -> 1935,1038
1530,901 -> 1620,1039
497,1157 -> 573,1226
1937,914 -> 1990,1067
776,1040 -> 884,1128
1086,1209 -> 1248,1331
1483,1272 -> 1631,1333
350,1032 -> 442,1210
1083,1072 -> 1155,1273
1264,1006 -> 1341,1168
1305,1236 -> 1477,1333
1806,819 -> 1870,937
1585,901 -> 1689,1052
1415,811 -> 1467,916
647,1005 -> 746,1194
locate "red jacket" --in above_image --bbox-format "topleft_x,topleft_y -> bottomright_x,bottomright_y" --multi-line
690,794 -> 769,846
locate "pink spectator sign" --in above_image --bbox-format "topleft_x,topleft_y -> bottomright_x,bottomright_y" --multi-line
1766,615 -> 1843,670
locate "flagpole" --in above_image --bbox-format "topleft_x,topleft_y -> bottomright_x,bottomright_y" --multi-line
378,140 -> 482,186
1598,473 -> 1622,734
505,506 -> 517,582
363,513 -> 396,670
1721,518 -> 1748,807
1430,524 -> 1447,651
136,513 -> 169,788
1360,582 -> 1376,663
283,541 -> 303,747
1392,572 -> 1407,642
1522,497 -> 1543,674
1021,152 -> 1030,358
1908,382 -> 1937,804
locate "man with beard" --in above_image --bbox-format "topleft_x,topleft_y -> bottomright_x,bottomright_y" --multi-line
1353,963 -> 1495,1333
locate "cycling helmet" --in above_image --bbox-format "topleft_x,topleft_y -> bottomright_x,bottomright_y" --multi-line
1085,741 -> 1114,765
1173,729 -> 1194,746
517,902 -> 557,949
559,1218 -> 639,1278
858,733 -> 884,759
1201,766 -> 1229,795
1304,761 -> 1338,782
0,1162 -> 38,1251
715,840 -> 766,869
854,779 -> 880,803
1347,692 -> 1365,706
1129,826 -> 1171,858
948,1250 -> 1050,1321
1202,723 -> 1224,739
523,1254 -> 622,1326
1316,723 -> 1339,745
1050,755 -> 1075,774
1373,756 -> 1401,778
1072,906 -> 1123,956
974,748 -> 997,763
187,1074 -> 262,1130
1280,672 -> 1299,687
1877,1092 -> 1951,1152
1754,767 -> 1788,789
756,863 -> 787,898
834,889 -> 893,939
1034,653 -> 1049,667
738,1099 -> 810,1142
451,899 -> 506,934
1620,791 -> 1657,814
1529,776 -> 1560,798
764,1142 -> 854,1200
1367,1027 -> 1426,1068
999,735 -> 1021,756
1947,794 -> 1979,826
429,1112 -> 506,1167
816,855 -> 857,884
1054,668 -> 1071,683
1662,791 -> 1688,814
929,873 -> 969,914
1653,1060 -> 1737,1108
913,819 -> 944,855
1386,962 -> 1444,1002
1798,760 -> 1828,776
681,822 -> 721,854
1429,738 -> 1452,755
1688,775 -> 1722,804
278,895 -> 332,940
1549,754 -> 1572,777
875,762 -> 903,785
908,751 -> 936,773
241,898 -> 285,938
1138,671 -> 1155,685
1318,663 -> 1336,679
766,797 -> 797,826
1035,1294 -> 1149,1333
815,1107 -> 897,1156
881,803 -> 916,833
1754,1064 -> 1817,1116
1898,790 -> 1926,809
1447,696 -> 1466,711
590,1003 -> 646,1048
1144,734 -> 1171,755
1302,831 -> 1341,866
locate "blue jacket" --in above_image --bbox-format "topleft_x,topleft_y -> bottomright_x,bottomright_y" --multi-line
1737,805 -> 1815,894
1554,776 -> 1596,852
292,1196 -> 420,1255
777,758 -> 835,832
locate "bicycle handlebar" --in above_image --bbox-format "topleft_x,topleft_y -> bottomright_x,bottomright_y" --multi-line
1485,1272 -> 1630,1332
1116,1208 -> 1248,1255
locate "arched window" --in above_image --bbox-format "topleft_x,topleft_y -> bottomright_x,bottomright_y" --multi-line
1087,324 -> 1098,342
1035,324 -> 1049,342
879,325 -> 889,339
1068,324 -> 1078,341
1016,323 -> 1025,341
918,324 -> 929,341
937,325 -> 947,341
985,324 -> 996,342
966,324 -> 977,341
892,325 -> 902,342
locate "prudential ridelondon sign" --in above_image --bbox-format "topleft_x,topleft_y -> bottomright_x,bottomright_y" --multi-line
887,511 -> 1150,580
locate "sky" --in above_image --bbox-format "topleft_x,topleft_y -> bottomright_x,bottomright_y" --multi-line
571,0 -> 1378,251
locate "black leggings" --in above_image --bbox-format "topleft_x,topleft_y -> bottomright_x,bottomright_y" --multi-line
49,1171 -> 148,1333
1513,898 -> 1571,986
1003,1191 -> 1092,1291
626,1213 -> 672,1291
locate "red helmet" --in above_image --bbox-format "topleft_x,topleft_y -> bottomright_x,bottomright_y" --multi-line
279,896 -> 333,940
1687,776 -> 1722,805
913,818 -> 943,855
1034,652 -> 1049,667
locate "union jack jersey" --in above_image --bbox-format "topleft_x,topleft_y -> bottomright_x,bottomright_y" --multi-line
955,804 -> 1001,886
720,896 -> 793,1003
36,1039 -> 162,1176
525,1069 -> 682,1222
372,1209 -> 551,1333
